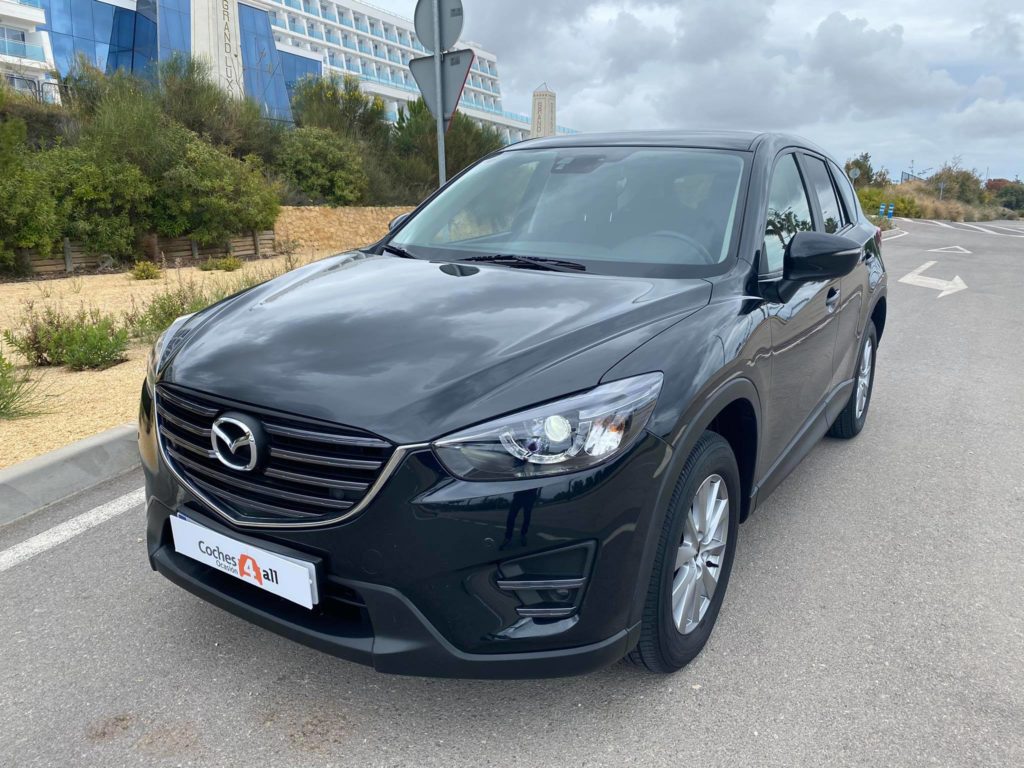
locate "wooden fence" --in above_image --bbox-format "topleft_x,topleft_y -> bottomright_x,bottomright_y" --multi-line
25,231 -> 276,275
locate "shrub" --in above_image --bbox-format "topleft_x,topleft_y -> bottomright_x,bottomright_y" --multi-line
276,127 -> 368,205
3,305 -> 128,369
152,137 -> 280,246
131,260 -> 162,279
41,146 -> 152,260
128,279 -> 214,342
3,305 -> 71,365
0,346 -> 40,419
0,94 -> 59,271
49,315 -> 128,370
197,256 -> 242,272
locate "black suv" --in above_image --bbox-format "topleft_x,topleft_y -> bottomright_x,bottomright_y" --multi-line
140,131 -> 887,678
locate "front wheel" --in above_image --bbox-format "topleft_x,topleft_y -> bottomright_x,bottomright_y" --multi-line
628,431 -> 740,673
828,321 -> 878,439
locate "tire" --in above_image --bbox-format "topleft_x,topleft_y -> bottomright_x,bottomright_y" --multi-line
828,321 -> 878,439
628,430 -> 740,673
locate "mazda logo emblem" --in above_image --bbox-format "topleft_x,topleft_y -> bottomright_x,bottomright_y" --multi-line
211,415 -> 263,472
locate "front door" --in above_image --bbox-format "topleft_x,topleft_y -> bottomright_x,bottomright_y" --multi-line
760,152 -> 840,470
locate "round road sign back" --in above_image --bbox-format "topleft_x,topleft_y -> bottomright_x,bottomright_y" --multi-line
414,0 -> 464,53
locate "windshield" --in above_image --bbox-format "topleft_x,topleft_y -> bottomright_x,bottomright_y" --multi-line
391,146 -> 748,277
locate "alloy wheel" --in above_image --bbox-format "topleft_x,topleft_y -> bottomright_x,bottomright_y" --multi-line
856,336 -> 874,419
671,474 -> 729,635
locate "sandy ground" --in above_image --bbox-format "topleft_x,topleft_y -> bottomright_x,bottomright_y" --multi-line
0,249 -> 336,468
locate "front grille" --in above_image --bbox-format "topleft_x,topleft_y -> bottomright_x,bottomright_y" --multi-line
155,383 -> 395,526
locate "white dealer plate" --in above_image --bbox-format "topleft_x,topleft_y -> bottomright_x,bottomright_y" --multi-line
170,515 -> 319,609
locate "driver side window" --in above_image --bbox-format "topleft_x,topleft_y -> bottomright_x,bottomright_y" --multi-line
763,154 -> 813,274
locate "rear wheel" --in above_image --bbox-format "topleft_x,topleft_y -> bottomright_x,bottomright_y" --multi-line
828,321 -> 878,439
628,431 -> 739,673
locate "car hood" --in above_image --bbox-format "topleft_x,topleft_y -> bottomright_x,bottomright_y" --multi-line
164,253 -> 711,444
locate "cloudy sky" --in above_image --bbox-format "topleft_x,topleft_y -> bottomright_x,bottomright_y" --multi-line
369,0 -> 1023,180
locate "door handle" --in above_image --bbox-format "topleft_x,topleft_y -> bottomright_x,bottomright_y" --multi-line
825,287 -> 840,313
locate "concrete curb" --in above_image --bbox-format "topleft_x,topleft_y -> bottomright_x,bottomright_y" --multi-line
0,424 -> 140,527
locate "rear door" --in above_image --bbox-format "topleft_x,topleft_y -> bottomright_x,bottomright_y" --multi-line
760,152 -> 840,470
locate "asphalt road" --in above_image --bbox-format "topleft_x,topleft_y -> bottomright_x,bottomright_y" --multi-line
2,219 -> 1022,767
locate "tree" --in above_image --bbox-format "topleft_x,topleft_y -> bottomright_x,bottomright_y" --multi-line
155,54 -> 283,165
928,158 -> 985,204
291,74 -> 391,147
996,182 -> 1024,211
390,98 -> 504,198
844,152 -> 890,188
276,127 -> 368,205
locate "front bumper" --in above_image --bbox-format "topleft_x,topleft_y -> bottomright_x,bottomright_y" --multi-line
140,385 -> 669,678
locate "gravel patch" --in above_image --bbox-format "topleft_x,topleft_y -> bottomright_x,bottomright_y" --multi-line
0,249 -> 338,469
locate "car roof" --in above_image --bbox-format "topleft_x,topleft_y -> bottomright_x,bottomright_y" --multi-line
504,130 -> 830,157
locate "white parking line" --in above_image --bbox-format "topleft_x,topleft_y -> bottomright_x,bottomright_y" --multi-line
882,229 -> 909,241
921,220 -> 958,229
0,488 -> 145,574
983,223 -> 1024,234
959,222 -> 1024,237
951,222 -> 1005,235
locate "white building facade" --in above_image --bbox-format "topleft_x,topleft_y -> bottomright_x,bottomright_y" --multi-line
0,0 -> 58,101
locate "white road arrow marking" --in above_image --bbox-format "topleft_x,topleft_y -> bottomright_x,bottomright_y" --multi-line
927,245 -> 971,254
899,261 -> 967,298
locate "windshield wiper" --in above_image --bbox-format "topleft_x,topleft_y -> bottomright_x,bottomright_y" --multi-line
459,254 -> 586,273
381,243 -> 419,259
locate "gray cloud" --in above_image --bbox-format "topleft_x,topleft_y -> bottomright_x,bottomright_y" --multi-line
370,0 -> 1024,178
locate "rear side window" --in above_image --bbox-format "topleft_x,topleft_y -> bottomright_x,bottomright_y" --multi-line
829,160 -> 860,223
763,154 -> 813,274
803,156 -> 844,233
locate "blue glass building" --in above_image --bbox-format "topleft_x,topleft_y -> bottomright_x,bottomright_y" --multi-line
2,0 -> 573,138
41,0 -> 186,77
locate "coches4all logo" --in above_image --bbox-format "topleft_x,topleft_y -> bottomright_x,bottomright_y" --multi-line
197,540 -> 280,586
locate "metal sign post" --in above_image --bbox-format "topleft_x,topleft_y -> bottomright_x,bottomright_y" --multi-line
432,0 -> 445,185
413,0 -> 465,188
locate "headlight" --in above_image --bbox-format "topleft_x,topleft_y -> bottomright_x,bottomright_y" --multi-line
146,314 -> 195,389
433,372 -> 663,480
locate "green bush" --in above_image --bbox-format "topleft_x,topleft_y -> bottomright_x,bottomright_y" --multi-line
197,256 -> 243,272
131,260 -> 162,279
41,146 -> 152,259
276,127 -> 368,205
128,279 -> 215,342
153,137 -> 280,246
1,93 -> 59,271
3,306 -> 127,370
49,315 -> 128,370
996,183 -> 1024,211
3,305 -> 71,365
0,346 -> 40,419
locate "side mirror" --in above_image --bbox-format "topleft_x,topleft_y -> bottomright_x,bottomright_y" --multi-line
389,213 -> 410,231
784,231 -> 861,281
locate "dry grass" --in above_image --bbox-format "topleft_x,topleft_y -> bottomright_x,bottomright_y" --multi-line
0,248 -> 337,468
0,203 -> 406,468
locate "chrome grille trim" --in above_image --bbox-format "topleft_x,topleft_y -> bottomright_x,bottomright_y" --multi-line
268,447 -> 383,470
154,383 -> 421,529
264,423 -> 391,448
166,447 -> 356,510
